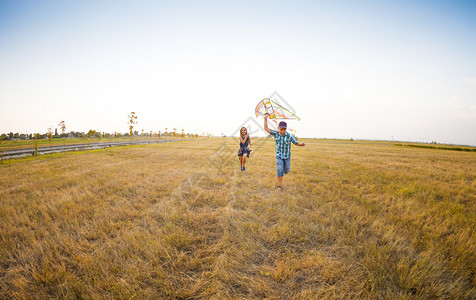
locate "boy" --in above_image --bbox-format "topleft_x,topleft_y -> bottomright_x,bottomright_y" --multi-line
263,113 -> 305,189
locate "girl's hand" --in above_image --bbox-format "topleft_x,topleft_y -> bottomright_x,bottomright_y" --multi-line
263,113 -> 269,118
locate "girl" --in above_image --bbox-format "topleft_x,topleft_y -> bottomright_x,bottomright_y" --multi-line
238,127 -> 252,171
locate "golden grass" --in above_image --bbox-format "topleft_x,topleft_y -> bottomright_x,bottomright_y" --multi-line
0,138 -> 475,299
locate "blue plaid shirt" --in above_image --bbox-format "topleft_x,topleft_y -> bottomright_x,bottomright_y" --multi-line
270,130 -> 298,159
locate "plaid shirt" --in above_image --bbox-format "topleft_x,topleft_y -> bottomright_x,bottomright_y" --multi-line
270,130 -> 298,159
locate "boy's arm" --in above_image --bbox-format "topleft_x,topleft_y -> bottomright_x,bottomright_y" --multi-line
263,114 -> 271,134
291,135 -> 305,147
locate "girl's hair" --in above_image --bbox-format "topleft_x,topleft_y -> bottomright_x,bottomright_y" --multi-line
240,127 -> 247,138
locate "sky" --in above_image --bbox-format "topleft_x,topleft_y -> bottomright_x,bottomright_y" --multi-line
1,0 -> 475,145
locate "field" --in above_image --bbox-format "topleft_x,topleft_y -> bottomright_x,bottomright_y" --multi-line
0,138 -> 475,299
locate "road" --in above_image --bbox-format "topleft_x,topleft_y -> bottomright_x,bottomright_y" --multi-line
0,139 -> 187,159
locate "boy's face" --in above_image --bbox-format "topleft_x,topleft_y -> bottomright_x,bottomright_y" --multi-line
278,127 -> 286,135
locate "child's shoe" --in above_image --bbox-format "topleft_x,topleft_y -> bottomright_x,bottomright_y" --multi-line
243,167 -> 246,172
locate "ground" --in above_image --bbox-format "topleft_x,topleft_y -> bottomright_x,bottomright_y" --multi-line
0,138 -> 475,299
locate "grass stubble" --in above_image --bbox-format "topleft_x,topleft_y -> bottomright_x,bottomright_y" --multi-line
0,139 -> 474,299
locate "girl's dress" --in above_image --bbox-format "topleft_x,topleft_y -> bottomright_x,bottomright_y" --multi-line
238,136 -> 252,157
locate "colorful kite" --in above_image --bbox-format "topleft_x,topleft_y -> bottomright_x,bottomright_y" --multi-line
255,98 -> 300,120
255,98 -> 300,135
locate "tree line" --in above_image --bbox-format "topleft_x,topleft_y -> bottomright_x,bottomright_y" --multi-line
1,113 -> 202,141
1,130 -> 200,141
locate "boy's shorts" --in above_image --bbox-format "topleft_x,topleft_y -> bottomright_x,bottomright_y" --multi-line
276,157 -> 291,177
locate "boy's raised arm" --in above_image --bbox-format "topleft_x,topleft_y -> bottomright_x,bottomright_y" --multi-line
263,113 -> 271,134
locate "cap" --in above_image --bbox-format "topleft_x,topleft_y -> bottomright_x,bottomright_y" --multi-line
278,121 -> 287,128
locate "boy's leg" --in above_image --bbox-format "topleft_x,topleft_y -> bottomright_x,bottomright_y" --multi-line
284,157 -> 291,175
276,157 -> 284,186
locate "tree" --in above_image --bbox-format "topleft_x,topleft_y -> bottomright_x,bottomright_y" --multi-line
58,121 -> 66,137
47,127 -> 53,141
87,129 -> 98,138
128,112 -> 138,138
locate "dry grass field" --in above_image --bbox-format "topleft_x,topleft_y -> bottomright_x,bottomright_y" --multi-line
0,138 -> 475,299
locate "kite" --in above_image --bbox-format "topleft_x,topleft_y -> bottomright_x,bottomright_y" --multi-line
255,98 -> 300,135
255,98 -> 300,121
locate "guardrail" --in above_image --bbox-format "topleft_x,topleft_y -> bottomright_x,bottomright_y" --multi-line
0,139 -> 185,160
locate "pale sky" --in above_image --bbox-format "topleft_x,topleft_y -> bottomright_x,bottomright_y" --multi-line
1,0 -> 475,145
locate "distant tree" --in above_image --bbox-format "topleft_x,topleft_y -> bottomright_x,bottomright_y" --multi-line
128,112 -> 138,138
34,134 -> 40,155
47,127 -> 53,141
58,121 -> 66,138
87,129 -> 98,138
54,128 -> 58,136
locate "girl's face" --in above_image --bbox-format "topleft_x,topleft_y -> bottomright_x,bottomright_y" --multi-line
241,128 -> 247,135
